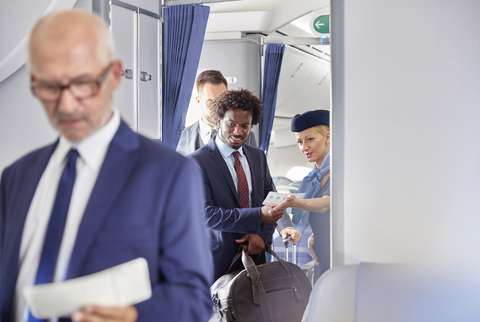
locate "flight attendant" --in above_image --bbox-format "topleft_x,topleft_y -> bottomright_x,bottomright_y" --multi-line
272,110 -> 330,283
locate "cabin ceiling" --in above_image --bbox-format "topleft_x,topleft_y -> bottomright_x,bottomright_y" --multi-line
166,0 -> 330,49
205,0 -> 329,33
169,0 -> 332,147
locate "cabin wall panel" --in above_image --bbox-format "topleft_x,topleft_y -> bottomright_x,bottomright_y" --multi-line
332,0 -> 480,266
137,13 -> 161,139
109,2 -> 162,139
111,4 -> 137,131
0,0 -> 51,62
0,65 -> 56,172
0,0 -> 92,172
184,39 -> 261,132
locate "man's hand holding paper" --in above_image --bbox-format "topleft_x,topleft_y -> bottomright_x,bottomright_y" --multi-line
23,258 -> 150,321
263,192 -> 306,212
260,205 -> 284,224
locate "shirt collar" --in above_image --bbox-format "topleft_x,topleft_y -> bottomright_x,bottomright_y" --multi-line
215,135 -> 245,159
199,117 -> 215,136
54,109 -> 121,171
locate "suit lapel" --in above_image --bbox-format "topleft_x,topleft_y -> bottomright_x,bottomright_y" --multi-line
207,139 -> 240,206
190,121 -> 203,151
243,145 -> 262,207
0,142 -> 56,318
66,121 -> 140,279
7,143 -> 57,250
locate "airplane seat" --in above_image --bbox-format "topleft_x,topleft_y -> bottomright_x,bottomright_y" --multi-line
302,264 -> 357,322
303,262 -> 480,322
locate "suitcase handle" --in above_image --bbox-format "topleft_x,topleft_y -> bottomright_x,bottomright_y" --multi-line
283,236 -> 297,265
283,235 -> 292,247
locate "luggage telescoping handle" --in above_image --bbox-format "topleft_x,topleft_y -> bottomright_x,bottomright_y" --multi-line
283,236 -> 297,265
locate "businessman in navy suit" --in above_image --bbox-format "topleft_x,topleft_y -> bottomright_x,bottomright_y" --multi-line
189,88 -> 300,282
176,70 -> 256,156
0,10 -> 211,322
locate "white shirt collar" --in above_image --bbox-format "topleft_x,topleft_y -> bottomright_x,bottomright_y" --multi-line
54,109 -> 121,171
199,117 -> 214,135
215,135 -> 245,159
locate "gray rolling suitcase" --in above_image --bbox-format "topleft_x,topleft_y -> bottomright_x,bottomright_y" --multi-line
283,236 -> 315,286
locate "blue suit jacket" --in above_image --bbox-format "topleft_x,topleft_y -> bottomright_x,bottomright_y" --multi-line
0,121 -> 212,321
188,138 -> 276,281
176,120 -> 257,156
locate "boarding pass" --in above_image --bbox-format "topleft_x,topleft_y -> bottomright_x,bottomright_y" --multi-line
263,192 -> 306,206
23,258 -> 151,319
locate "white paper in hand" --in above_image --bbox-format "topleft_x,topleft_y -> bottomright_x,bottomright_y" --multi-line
263,192 -> 306,206
23,257 -> 151,319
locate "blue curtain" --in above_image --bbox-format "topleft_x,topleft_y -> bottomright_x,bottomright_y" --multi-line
162,5 -> 210,149
258,44 -> 285,155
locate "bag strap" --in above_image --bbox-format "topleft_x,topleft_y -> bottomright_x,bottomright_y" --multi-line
225,244 -> 248,274
240,247 -> 263,306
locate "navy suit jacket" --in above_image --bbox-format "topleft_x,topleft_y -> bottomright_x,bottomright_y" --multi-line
0,120 -> 212,321
188,138 -> 276,281
176,120 -> 257,156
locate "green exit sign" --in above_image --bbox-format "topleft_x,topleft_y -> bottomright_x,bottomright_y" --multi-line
313,15 -> 330,34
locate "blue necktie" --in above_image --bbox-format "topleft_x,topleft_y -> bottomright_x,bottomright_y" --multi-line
28,149 -> 79,322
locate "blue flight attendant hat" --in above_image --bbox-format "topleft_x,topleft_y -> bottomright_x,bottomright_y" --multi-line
291,110 -> 330,132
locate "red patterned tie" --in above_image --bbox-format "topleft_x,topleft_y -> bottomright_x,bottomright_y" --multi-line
232,151 -> 250,208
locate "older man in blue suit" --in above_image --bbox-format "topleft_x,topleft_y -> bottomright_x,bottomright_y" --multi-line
189,88 -> 300,282
0,10 -> 211,322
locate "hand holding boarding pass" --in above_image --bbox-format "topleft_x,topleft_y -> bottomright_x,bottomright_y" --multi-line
23,258 -> 151,319
263,192 -> 305,210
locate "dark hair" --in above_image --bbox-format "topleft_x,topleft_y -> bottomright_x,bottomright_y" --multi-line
213,88 -> 263,125
196,70 -> 228,93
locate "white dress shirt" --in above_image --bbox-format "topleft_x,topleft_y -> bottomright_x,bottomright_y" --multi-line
14,110 -> 121,322
199,117 -> 217,145
215,135 -> 253,207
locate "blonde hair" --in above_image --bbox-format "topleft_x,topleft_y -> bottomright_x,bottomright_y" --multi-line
312,125 -> 330,137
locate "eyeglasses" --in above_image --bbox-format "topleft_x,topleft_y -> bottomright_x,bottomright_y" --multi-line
30,63 -> 113,102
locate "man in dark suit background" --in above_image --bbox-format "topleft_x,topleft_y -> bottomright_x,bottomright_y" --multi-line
0,10 -> 211,322
176,70 -> 257,156
189,88 -> 300,282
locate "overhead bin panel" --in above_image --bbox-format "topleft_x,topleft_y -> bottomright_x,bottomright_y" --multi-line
276,46 -> 330,116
